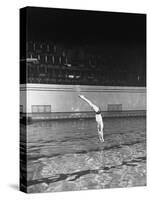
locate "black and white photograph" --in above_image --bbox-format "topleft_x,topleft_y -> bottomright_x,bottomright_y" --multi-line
20,6 -> 146,193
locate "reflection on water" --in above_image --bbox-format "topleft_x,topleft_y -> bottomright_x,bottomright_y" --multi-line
21,117 -> 146,193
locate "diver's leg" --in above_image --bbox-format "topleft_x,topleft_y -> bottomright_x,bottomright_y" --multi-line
79,95 -> 99,112
79,95 -> 94,106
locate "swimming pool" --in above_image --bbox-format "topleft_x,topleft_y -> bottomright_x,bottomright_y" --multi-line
21,117 -> 146,192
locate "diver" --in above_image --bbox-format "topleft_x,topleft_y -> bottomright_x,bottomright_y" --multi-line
79,95 -> 104,142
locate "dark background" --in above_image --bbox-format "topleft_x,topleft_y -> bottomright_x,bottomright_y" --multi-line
27,7 -> 146,45
20,7 -> 146,86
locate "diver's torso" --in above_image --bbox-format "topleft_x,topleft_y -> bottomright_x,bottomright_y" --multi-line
95,114 -> 103,127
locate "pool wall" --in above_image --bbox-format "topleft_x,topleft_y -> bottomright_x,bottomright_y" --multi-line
20,84 -> 146,120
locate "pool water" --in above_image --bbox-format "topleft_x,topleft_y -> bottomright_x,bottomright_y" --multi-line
21,117 -> 146,192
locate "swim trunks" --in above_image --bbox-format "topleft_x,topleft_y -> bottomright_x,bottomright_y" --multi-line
96,110 -> 101,114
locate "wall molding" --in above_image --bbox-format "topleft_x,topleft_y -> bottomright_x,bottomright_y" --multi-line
20,84 -> 146,93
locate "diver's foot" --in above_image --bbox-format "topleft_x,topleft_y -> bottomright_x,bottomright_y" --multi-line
79,95 -> 84,99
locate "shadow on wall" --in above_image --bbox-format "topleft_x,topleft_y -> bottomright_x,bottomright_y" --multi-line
8,183 -> 19,191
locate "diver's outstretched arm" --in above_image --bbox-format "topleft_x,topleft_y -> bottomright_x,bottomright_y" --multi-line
79,95 -> 99,112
